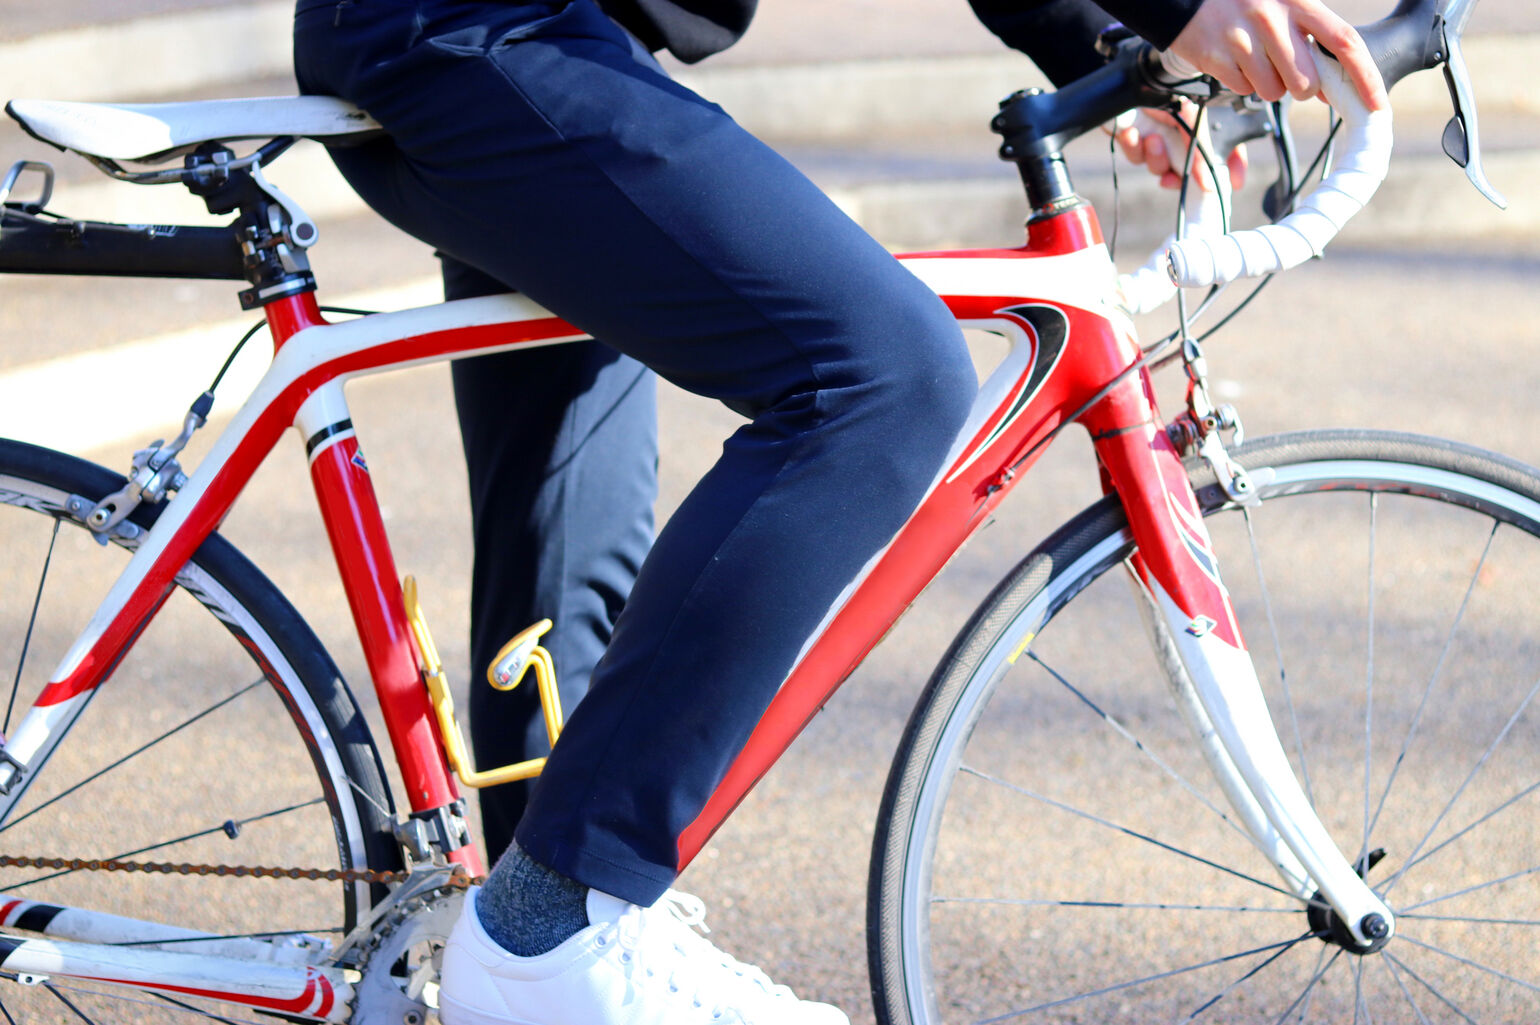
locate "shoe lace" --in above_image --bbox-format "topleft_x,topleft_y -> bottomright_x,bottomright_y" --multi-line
604,890 -> 793,1020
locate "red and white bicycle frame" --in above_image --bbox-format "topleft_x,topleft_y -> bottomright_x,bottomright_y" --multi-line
0,202 -> 1390,1015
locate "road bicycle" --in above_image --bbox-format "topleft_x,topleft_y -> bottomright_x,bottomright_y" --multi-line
0,0 -> 1529,1020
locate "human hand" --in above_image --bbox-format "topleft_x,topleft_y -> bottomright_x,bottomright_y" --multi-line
1109,104 -> 1248,193
1168,0 -> 1387,112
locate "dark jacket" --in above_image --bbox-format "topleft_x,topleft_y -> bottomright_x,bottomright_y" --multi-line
599,0 -> 1204,82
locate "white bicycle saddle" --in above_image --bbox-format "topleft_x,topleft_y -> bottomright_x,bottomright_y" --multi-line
5,96 -> 382,164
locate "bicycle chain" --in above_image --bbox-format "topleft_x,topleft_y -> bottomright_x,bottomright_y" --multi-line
0,854 -> 482,887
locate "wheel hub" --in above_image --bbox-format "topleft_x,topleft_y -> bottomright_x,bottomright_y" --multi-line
1306,847 -> 1390,955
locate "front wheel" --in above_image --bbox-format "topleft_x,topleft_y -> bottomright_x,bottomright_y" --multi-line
870,430 -> 1540,1024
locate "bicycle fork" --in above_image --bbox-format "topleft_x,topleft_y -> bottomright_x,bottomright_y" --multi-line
1085,374 -> 1395,951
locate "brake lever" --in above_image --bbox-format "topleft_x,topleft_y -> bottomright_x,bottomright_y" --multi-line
1198,98 -> 1301,224
1438,18 -> 1507,209
1204,99 -> 1272,160
1259,100 -> 1300,221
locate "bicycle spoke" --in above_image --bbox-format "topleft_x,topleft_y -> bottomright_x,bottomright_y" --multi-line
933,896 -> 1295,914
1,797 -> 326,892
6,519 -> 60,737
973,934 -> 1312,1025
1397,862 -> 1540,915
1379,673 -> 1540,899
1395,910 -> 1540,927
34,979 -> 268,1025
1241,505 -> 1314,806
1271,946 -> 1339,1025
1395,933 -> 1540,995
153,991 -> 261,1025
347,774 -> 394,821
0,679 -> 267,836
959,764 -> 1302,902
1362,493 -> 1377,866
43,983 -> 98,1025
1364,522 -> 1496,845
1023,650 -> 1254,845
113,927 -> 343,947
1382,951 -> 1479,1025
0,445 -> 387,1025
1392,776 -> 1540,884
881,441 -> 1540,1025
1179,930 -> 1304,1022
1380,955 -> 1436,1025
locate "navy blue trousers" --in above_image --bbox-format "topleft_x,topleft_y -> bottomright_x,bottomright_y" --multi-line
446,258 -> 658,865
295,0 -> 975,904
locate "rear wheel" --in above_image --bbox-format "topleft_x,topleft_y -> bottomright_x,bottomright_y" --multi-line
0,439 -> 400,1022
870,430 -> 1540,1024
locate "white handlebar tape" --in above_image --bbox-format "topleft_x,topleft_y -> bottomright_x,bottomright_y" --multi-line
1165,49 -> 1392,288
1119,170 -> 1230,315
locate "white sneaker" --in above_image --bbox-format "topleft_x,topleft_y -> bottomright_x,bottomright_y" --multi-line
438,886 -> 849,1025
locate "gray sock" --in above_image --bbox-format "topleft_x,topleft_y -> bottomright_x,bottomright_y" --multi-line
476,843 -> 590,956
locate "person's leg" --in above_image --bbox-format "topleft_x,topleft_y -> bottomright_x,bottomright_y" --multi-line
296,0 -> 972,896
444,257 -> 657,865
295,2 -> 974,1016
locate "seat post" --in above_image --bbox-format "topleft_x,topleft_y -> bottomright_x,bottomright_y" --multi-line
184,142 -> 319,310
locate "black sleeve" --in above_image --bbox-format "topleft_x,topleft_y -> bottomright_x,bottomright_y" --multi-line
598,0 -> 758,64
968,0 -> 1204,86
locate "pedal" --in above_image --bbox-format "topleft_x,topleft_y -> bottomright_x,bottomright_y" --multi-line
402,577 -> 564,789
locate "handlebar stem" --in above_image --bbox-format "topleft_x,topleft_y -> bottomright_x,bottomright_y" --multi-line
992,43 -> 1185,215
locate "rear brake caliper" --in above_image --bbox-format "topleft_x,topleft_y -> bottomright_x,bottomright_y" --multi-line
85,392 -> 212,539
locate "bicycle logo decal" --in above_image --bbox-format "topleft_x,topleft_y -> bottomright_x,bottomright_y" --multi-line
946,302 -> 1068,482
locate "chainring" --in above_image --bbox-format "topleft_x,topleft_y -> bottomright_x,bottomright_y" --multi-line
351,885 -> 465,1025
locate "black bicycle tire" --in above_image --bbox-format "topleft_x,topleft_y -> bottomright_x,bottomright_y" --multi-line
0,437 -> 401,926
867,427 -> 1540,1025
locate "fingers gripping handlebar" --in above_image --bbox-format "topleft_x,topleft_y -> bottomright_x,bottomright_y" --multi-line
994,0 -> 1498,305
1164,50 -> 1392,288
1166,0 -> 1499,290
